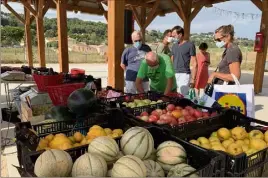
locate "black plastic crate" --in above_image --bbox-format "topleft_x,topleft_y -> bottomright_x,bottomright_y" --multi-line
21,126 -> 224,177
182,109 -> 268,177
99,91 -> 179,108
15,108 -> 134,168
123,98 -> 223,138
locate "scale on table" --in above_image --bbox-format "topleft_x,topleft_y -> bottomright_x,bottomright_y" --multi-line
1,71 -> 26,81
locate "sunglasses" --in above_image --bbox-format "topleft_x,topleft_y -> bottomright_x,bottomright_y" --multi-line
134,40 -> 141,42
214,36 -> 226,42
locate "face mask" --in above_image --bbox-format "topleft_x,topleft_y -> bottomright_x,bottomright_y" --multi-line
167,37 -> 173,43
216,41 -> 226,48
149,64 -> 159,70
172,37 -> 179,44
134,41 -> 142,49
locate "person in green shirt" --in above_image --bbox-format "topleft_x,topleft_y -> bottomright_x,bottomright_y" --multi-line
136,52 -> 177,95
155,29 -> 172,56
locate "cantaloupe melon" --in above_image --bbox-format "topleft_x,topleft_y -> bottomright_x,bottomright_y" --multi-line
72,153 -> 107,177
144,160 -> 165,177
34,149 -> 73,177
156,141 -> 187,172
111,155 -> 146,177
167,163 -> 198,177
88,136 -> 120,162
120,127 -> 154,160
146,148 -> 156,161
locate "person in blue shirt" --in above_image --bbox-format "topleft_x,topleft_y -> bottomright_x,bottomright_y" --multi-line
120,31 -> 152,94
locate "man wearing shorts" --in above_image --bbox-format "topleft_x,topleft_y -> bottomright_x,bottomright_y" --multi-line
121,31 -> 151,93
171,26 -> 197,96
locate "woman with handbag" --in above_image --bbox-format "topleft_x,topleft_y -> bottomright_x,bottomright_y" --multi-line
207,25 -> 242,85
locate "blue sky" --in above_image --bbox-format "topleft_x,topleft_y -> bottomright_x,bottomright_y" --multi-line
1,0 -> 261,39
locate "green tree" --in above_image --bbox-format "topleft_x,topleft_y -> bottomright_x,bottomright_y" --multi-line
47,41 -> 58,48
45,29 -> 57,38
1,26 -> 24,46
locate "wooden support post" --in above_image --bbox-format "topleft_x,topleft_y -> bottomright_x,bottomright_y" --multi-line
140,7 -> 146,43
24,7 -> 33,67
253,0 -> 268,94
183,0 -> 192,40
56,0 -> 69,73
35,0 -> 46,67
107,0 -> 125,90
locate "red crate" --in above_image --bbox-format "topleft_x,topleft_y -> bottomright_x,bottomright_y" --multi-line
46,83 -> 85,106
33,74 -> 63,92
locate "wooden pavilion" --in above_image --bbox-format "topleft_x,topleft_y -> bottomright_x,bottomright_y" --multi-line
2,0 -> 268,94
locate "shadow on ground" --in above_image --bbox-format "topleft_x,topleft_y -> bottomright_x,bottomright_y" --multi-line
255,104 -> 264,112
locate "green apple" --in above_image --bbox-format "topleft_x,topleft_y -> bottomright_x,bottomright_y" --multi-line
134,99 -> 141,104
157,100 -> 163,103
137,102 -> 145,107
128,102 -> 136,108
143,99 -> 151,104
150,101 -> 157,105
122,102 -> 127,106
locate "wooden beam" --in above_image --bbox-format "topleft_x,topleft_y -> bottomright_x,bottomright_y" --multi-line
98,2 -> 108,20
125,0 -> 154,8
24,6 -> 33,67
4,3 -> 25,24
21,0 -> 37,17
144,0 -> 160,28
190,6 -> 202,21
56,0 -> 69,73
42,2 -> 50,17
167,0 -> 186,22
251,0 -> 263,11
48,2 -> 105,15
131,6 -> 142,28
253,0 -> 268,93
183,0 -> 192,40
35,0 -> 46,67
66,4 -> 105,15
140,7 -> 147,42
37,0 -> 44,17
190,0 -> 205,22
107,0 -> 125,90
192,0 -> 229,8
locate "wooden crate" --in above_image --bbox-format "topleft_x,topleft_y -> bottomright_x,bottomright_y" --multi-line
21,101 -> 52,125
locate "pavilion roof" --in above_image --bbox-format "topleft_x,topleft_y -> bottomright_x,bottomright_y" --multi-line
13,0 -> 230,17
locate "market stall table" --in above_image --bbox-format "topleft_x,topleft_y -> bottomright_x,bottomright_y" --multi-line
1,79 -> 35,107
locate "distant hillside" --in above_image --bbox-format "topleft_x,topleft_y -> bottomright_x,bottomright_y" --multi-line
1,12 -> 254,48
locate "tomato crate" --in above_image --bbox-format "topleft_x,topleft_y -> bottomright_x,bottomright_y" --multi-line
99,91 -> 179,108
123,98 -> 223,138
181,109 -> 268,177
20,126 -> 224,177
15,108 -> 133,168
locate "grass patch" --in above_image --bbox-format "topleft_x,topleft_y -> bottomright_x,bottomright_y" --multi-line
1,47 -> 106,64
